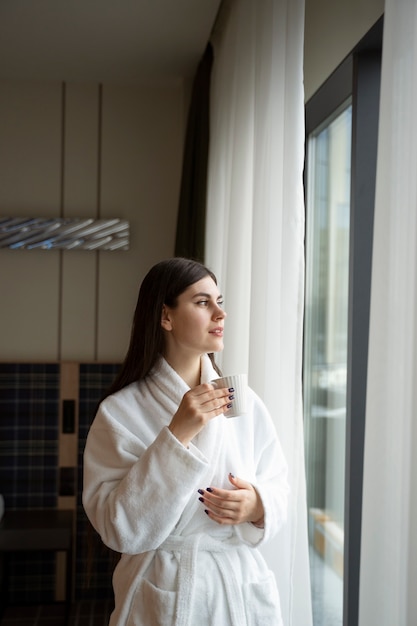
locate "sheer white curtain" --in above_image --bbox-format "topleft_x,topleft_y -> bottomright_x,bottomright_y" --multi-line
205,1 -> 311,625
359,1 -> 417,624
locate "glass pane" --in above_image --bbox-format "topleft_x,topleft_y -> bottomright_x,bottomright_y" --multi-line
304,103 -> 352,626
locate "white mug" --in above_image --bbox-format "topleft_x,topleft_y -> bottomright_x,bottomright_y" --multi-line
211,373 -> 248,417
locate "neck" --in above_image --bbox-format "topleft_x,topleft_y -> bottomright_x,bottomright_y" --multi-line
163,352 -> 202,389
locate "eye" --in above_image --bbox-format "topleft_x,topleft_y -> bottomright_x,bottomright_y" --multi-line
196,300 -> 209,306
217,299 -> 224,307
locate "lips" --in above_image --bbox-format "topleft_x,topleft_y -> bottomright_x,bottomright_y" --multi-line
209,327 -> 224,336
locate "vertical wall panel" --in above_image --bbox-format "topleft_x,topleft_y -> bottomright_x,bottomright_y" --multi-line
62,83 -> 100,216
0,81 -> 62,211
0,250 -> 60,360
60,253 -> 98,361
56,362 -> 79,601
97,83 -> 184,361
61,84 -> 100,361
0,82 -> 62,360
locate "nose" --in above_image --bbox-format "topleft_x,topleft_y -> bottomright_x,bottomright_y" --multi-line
213,304 -> 226,319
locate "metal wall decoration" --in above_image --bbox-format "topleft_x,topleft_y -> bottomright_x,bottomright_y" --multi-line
0,217 -> 130,250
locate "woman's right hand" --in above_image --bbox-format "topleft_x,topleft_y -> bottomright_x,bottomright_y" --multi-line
168,383 -> 232,447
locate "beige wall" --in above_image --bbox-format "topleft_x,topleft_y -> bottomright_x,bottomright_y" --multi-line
304,0 -> 384,101
0,80 -> 186,362
0,1 -> 387,363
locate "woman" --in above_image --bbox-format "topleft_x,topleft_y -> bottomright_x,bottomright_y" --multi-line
83,257 -> 289,626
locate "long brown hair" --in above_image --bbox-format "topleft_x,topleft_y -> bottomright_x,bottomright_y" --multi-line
106,257 -> 222,397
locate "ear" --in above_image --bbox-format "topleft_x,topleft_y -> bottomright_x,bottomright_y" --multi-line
161,304 -> 172,331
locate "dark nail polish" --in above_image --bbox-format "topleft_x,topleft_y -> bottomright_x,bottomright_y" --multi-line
228,387 -> 235,393
199,497 -> 204,503
227,403 -> 232,408
204,509 -> 209,515
206,487 -> 213,493
229,395 -> 235,400
229,472 -> 235,478
198,489 -> 204,495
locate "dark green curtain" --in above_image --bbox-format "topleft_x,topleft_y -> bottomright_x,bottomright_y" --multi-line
174,43 -> 213,262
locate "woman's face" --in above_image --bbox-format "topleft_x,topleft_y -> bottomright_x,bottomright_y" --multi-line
161,276 -> 226,358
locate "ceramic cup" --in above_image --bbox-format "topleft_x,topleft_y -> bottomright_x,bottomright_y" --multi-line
211,373 -> 248,417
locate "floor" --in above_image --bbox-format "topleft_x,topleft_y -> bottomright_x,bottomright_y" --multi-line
0,600 -> 114,626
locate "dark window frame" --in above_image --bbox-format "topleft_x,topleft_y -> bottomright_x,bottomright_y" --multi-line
304,16 -> 383,626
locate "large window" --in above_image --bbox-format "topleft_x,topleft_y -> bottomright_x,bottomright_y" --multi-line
303,17 -> 382,626
304,101 -> 352,626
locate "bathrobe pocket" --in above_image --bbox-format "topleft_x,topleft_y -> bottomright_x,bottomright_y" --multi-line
127,578 -> 176,626
242,570 -> 283,626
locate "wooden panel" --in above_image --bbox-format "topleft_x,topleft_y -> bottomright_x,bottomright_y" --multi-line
58,362 -> 79,476
57,362 -> 79,600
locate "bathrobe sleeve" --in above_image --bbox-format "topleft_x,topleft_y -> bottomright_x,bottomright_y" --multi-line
234,391 -> 289,547
83,395 -> 210,555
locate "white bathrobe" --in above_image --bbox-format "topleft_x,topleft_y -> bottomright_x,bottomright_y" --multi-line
83,355 -> 289,626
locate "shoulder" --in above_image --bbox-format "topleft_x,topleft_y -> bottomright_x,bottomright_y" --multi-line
92,381 -> 143,431
101,381 -> 140,411
109,380 -> 141,400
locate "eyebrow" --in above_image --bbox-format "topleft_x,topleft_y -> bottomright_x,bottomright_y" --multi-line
192,292 -> 223,300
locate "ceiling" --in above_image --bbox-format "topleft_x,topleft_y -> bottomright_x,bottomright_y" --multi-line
0,0 -> 222,83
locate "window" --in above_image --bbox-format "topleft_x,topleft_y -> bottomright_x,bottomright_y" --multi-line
303,17 -> 383,626
304,101 -> 352,626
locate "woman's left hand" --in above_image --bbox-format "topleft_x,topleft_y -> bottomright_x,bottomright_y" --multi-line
198,473 -> 264,527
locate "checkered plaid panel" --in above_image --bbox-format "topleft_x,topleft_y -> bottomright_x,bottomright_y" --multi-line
76,363 -> 121,600
0,362 -> 60,603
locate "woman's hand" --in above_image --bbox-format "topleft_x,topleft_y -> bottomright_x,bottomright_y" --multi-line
168,383 -> 233,447
198,473 -> 265,527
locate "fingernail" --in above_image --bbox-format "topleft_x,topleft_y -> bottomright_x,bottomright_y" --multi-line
229,472 -> 235,478
206,487 -> 213,493
199,497 -> 204,503
204,509 -> 209,515
228,387 -> 235,393
228,395 -> 235,400
227,403 -> 232,408
198,489 -> 204,495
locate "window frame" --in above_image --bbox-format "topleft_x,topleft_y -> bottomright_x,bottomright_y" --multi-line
304,16 -> 383,626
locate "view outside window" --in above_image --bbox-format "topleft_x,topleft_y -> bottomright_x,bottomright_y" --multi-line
304,103 -> 352,626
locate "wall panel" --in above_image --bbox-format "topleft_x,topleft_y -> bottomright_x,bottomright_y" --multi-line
97,83 -> 184,361
0,82 -> 62,360
0,79 -> 185,363
0,81 -> 62,211
61,252 -> 98,361
0,250 -> 60,360
61,84 -> 100,361
63,83 -> 100,216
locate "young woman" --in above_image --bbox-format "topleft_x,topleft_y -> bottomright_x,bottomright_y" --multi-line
83,257 -> 289,626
